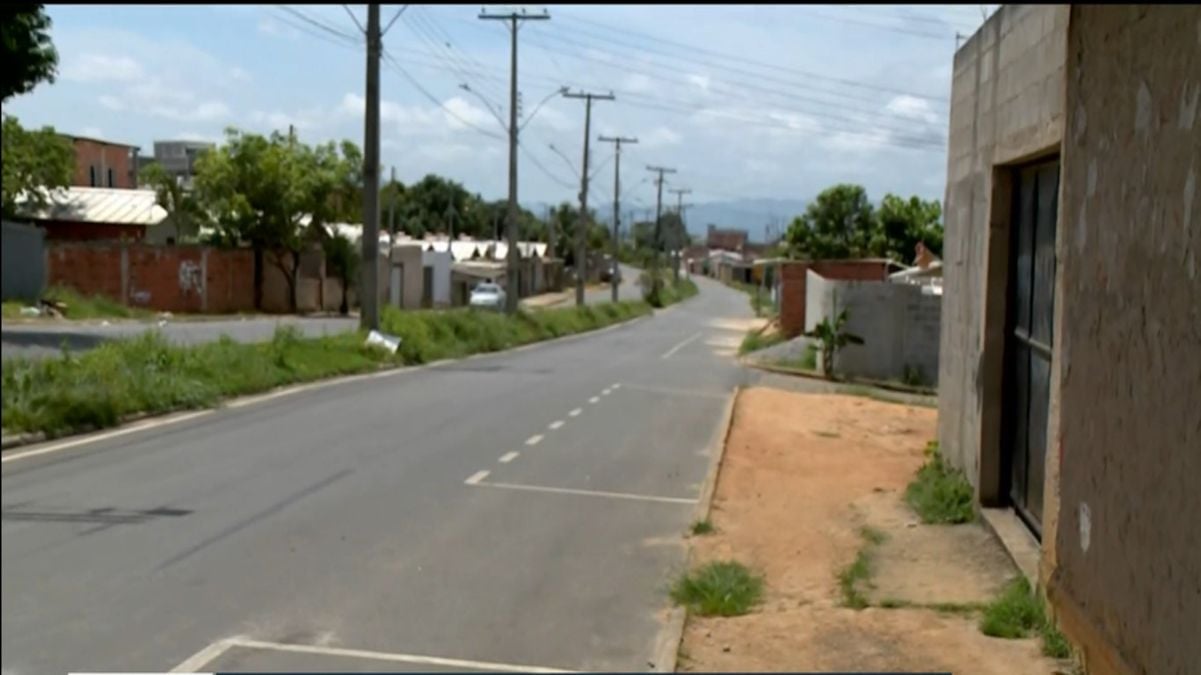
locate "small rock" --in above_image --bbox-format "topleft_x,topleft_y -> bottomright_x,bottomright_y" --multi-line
647,661 -> 656,669
722,646 -> 731,653
705,631 -> 711,638
872,487 -> 885,493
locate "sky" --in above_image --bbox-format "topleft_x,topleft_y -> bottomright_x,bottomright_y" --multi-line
6,4 -> 998,224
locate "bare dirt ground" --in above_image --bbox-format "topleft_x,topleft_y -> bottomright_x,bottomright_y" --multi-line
677,387 -> 1065,674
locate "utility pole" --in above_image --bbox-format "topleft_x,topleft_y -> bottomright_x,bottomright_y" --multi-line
646,165 -> 677,298
563,90 -> 615,306
667,187 -> 691,282
479,7 -> 550,314
360,4 -> 381,331
598,134 -> 637,302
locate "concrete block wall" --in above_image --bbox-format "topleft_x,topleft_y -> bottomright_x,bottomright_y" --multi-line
806,271 -> 941,385
777,260 -> 893,337
938,4 -> 1068,490
1046,7 -> 1201,675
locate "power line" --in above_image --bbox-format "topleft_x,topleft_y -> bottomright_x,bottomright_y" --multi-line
519,141 -> 576,190
552,9 -> 948,103
789,7 -> 953,39
381,4 -> 408,36
380,49 -> 505,140
406,9 -> 506,105
270,8 -> 360,49
278,5 -> 359,43
341,4 -> 366,34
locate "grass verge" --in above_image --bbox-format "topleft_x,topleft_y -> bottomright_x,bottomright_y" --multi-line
980,578 -> 1072,658
739,327 -> 786,355
2,298 -> 668,439
838,526 -> 886,609
671,560 -> 764,617
4,286 -> 156,320
724,280 -> 774,317
690,519 -> 715,535
904,441 -> 975,524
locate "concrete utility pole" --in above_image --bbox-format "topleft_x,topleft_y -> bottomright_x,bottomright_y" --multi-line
563,90 -> 615,306
479,7 -> 549,314
360,3 -> 381,331
598,134 -> 637,302
646,165 -> 677,297
668,187 -> 691,282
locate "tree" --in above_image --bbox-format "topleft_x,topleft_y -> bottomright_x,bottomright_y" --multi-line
1,5 -> 58,102
548,201 -> 606,263
322,231 -> 359,315
1,114 -> 73,218
877,193 -> 943,262
803,308 -> 864,379
786,184 -> 877,260
140,162 -> 206,243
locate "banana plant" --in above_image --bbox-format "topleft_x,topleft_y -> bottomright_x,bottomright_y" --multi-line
803,308 -> 864,379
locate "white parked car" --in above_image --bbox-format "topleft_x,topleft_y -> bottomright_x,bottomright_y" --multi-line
469,282 -> 506,310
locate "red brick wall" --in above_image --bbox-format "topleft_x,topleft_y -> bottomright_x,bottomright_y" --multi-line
70,138 -> 136,188
45,243 -> 255,313
41,220 -> 145,242
777,260 -> 892,337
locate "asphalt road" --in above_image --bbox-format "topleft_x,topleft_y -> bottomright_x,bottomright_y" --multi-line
1,277 -> 757,674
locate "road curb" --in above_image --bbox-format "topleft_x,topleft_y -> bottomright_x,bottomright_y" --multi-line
1,308 -> 658,456
651,384 -> 741,673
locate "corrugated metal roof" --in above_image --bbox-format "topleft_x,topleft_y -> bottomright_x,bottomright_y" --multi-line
20,187 -> 167,226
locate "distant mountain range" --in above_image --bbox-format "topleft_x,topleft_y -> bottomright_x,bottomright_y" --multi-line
524,198 -> 807,244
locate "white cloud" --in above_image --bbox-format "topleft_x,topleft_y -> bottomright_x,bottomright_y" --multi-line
257,17 -> 299,40
641,125 -> 682,148
80,126 -> 104,139
230,67 -> 252,84
687,74 -> 711,92
885,95 -> 940,124
442,96 -> 501,132
623,73 -> 654,94
766,111 -> 820,134
63,54 -> 145,83
98,95 -> 126,111
147,100 -> 230,123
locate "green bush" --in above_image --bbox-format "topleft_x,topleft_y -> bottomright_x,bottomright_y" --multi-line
980,577 -> 1072,657
904,447 -> 975,524
671,560 -> 764,617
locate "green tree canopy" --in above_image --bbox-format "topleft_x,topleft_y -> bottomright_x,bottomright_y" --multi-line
140,162 -> 207,243
1,114 -> 73,218
785,183 -> 943,264
1,5 -> 58,102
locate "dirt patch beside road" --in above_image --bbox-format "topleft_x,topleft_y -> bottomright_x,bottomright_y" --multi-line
677,387 -> 1062,674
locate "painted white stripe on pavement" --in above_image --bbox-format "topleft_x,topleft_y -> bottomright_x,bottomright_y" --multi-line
498,451 -> 520,464
601,388 -> 612,396
588,396 -> 600,404
464,470 -> 491,485
611,383 -> 621,389
468,480 -> 697,505
3,411 -> 212,464
170,636 -> 243,673
548,420 -> 565,430
661,331 -> 703,359
569,408 -> 582,417
525,434 -> 544,446
224,638 -> 576,674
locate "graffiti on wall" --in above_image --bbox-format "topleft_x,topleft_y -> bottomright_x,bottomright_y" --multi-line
178,260 -> 204,296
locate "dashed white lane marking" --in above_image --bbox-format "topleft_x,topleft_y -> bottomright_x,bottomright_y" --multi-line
175,637 -> 576,674
548,420 -> 565,430
611,383 -> 621,389
498,451 -> 520,463
661,331 -> 703,359
589,396 -> 600,404
569,408 -> 582,417
525,434 -> 544,446
601,388 -> 612,396
465,470 -> 491,485
467,480 -> 697,505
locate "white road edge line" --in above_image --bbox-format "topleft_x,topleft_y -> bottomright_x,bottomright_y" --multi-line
525,434 -> 544,446
2,411 -> 213,464
464,470 -> 491,485
548,420 -> 565,430
569,408 -> 582,417
588,396 -> 600,404
498,451 -> 520,464
660,331 -> 703,359
170,636 -> 243,673
223,638 -> 576,674
468,480 -> 697,505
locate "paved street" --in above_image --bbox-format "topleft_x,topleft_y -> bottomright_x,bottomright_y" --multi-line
1,278 -> 757,674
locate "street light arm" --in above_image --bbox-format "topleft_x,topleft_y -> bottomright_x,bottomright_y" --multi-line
458,83 -> 509,134
519,86 -> 568,133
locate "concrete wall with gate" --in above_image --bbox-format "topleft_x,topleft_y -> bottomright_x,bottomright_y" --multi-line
805,270 -> 941,385
2,221 -> 46,301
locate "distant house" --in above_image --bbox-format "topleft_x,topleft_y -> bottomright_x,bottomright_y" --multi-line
151,140 -> 216,190
706,224 -> 748,253
17,186 -> 176,243
61,134 -> 141,189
